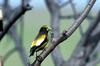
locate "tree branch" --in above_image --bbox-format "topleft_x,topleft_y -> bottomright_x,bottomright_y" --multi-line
0,56 -> 3,66
0,3 -> 31,41
31,0 -> 96,66
65,11 -> 100,66
45,0 -> 65,66
69,0 -> 84,36
86,41 -> 100,66
60,14 -> 94,20
9,25 -> 29,66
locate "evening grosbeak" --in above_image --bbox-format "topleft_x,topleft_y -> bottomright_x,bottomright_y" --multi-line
29,25 -> 51,57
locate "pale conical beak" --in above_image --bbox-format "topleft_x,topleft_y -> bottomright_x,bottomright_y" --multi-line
48,27 -> 52,31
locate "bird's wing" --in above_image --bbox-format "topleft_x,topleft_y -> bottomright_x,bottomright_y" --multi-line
31,40 -> 35,47
31,34 -> 46,47
35,34 -> 46,46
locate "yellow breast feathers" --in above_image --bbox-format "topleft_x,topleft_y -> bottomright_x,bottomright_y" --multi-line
31,34 -> 46,47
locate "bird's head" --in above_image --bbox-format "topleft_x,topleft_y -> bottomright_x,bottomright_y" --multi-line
39,25 -> 51,34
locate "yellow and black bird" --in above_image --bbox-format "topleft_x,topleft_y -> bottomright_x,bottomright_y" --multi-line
29,25 -> 51,57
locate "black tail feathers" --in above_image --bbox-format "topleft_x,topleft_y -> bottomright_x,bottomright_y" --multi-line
29,46 -> 37,57
29,52 -> 35,57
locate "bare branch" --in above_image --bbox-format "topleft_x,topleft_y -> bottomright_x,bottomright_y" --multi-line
0,56 -> 3,66
69,0 -> 84,36
69,0 -> 77,19
65,11 -> 100,66
19,16 -> 24,42
31,0 -> 96,66
90,41 -> 100,59
64,0 -> 96,38
60,14 -> 94,20
86,50 -> 100,66
45,0 -> 65,66
9,25 -> 29,66
86,37 -> 100,66
0,3 -> 31,41
51,47 -> 64,66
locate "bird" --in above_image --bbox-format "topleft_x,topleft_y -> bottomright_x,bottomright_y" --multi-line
29,25 -> 51,57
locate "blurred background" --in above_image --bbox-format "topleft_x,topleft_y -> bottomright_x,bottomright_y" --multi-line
0,0 -> 100,66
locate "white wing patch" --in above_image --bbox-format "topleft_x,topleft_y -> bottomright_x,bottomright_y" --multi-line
35,35 -> 46,46
35,38 -> 44,46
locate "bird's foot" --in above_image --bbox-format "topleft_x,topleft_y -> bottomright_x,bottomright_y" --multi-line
36,56 -> 43,62
40,47 -> 46,55
43,47 -> 47,51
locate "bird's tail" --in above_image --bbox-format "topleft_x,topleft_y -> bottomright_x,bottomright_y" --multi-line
29,46 -> 37,57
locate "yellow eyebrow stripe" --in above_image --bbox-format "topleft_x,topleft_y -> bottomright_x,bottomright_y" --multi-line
31,34 -> 46,47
